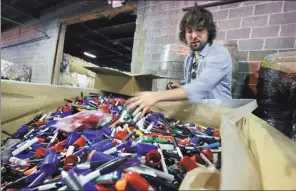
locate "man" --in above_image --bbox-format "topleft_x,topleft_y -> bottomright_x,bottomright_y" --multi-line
127,6 -> 232,116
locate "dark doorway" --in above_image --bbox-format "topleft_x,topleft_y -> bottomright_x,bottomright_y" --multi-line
63,10 -> 137,72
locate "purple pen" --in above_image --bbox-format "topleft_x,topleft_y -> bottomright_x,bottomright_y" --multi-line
92,139 -> 114,152
88,150 -> 118,162
28,150 -> 59,188
136,143 -> 158,156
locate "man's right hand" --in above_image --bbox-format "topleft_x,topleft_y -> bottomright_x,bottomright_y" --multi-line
166,81 -> 180,90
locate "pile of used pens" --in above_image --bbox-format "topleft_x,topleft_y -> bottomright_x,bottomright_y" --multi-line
1,92 -> 221,191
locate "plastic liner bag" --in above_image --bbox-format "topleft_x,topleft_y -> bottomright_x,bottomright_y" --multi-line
256,67 -> 296,136
53,110 -> 112,132
1,59 -> 13,79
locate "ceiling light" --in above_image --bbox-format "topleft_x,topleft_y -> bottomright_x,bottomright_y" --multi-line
84,52 -> 96,58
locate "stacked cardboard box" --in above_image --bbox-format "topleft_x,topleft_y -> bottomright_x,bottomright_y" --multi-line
60,54 -> 96,88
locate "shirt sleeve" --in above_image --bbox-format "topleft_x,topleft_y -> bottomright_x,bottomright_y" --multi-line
182,53 -> 231,103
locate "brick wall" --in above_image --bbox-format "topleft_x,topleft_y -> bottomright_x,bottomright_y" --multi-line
131,0 -> 296,98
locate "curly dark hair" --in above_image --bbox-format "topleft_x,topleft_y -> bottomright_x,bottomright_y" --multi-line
179,6 -> 217,45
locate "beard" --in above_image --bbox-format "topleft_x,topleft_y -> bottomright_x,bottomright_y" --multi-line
189,41 -> 207,51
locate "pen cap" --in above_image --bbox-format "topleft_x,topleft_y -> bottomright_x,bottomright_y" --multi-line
179,156 -> 198,173
213,131 -> 220,137
115,130 -> 129,140
40,150 -> 59,175
73,137 -> 86,148
64,155 -> 79,169
136,143 -> 158,156
125,172 -> 153,191
145,150 -> 161,167
115,177 -> 127,191
191,154 -> 204,165
190,137 -> 200,145
147,115 -> 158,124
88,150 -> 118,162
13,125 -> 29,137
202,148 -> 213,160
205,128 -> 214,136
35,147 -> 47,158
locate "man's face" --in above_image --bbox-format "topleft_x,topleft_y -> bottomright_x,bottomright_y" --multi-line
185,26 -> 208,51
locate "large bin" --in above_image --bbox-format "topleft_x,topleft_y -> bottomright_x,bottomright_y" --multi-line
2,81 -> 296,190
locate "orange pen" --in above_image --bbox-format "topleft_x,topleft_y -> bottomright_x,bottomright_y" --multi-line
24,165 -> 37,175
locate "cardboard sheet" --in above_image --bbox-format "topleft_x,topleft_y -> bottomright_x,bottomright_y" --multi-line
85,66 -> 166,96
1,80 -> 100,137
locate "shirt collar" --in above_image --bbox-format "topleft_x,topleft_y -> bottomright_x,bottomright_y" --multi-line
188,42 -> 211,57
199,43 -> 210,57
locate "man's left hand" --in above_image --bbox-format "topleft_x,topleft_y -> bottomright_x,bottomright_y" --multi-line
126,91 -> 159,117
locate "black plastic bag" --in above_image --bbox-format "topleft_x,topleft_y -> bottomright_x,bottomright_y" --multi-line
256,68 -> 296,136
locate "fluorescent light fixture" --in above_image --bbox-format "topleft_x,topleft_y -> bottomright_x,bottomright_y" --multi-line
84,52 -> 96,58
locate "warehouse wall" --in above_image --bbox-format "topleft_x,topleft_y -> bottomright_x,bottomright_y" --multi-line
1,1 -> 109,84
1,19 -> 59,83
131,0 -> 296,98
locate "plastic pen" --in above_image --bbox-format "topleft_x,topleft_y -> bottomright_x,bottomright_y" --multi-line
103,140 -> 132,155
79,157 -> 128,186
125,165 -> 175,182
157,145 -> 168,174
140,173 -> 178,190
20,182 -> 62,191
12,137 -> 39,156
172,137 -> 183,158
46,130 -> 59,149
61,170 -> 83,191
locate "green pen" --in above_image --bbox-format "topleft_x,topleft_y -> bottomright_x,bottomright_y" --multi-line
140,137 -> 154,143
170,127 -> 182,134
140,137 -> 170,144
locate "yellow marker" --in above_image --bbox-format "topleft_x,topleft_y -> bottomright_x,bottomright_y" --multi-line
135,130 -> 143,137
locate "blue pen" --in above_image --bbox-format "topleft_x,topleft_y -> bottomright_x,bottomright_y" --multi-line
197,142 -> 220,149
195,129 -> 208,136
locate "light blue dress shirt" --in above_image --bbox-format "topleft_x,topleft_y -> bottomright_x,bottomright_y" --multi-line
182,42 -> 232,103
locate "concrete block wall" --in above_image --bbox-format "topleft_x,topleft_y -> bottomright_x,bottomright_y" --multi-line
131,0 -> 296,98
1,1 -> 109,84
1,19 -> 59,84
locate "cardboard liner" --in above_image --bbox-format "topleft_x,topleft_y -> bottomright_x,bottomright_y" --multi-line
1,80 -> 100,137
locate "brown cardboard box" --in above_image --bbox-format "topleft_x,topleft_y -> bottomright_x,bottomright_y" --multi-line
85,66 -> 165,96
2,81 -> 296,190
